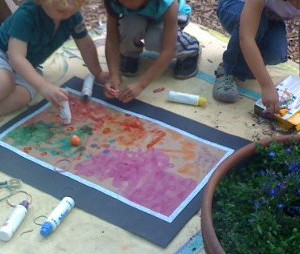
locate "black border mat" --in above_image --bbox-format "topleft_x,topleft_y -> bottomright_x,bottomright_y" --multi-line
0,77 -> 250,247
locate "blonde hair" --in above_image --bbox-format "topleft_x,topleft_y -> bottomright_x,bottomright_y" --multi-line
36,0 -> 88,8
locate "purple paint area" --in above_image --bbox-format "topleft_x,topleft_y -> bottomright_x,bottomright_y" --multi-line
74,148 -> 198,216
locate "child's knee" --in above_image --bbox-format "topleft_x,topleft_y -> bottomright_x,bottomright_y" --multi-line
15,85 -> 31,106
0,70 -> 15,94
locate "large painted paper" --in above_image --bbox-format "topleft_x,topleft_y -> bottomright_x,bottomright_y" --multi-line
0,89 -> 233,222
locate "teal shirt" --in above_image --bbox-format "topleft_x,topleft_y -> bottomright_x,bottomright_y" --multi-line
0,1 -> 87,67
107,0 -> 191,23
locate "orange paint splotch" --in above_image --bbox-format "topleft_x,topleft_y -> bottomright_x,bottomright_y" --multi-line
169,132 -> 182,141
178,163 -> 202,179
180,140 -> 197,150
182,150 -> 197,160
102,127 -> 112,134
147,131 -> 166,149
67,126 -> 75,131
23,147 -> 32,153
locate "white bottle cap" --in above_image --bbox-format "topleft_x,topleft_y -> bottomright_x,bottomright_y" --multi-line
0,228 -> 12,242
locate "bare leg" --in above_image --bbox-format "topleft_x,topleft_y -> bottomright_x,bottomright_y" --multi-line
0,85 -> 31,116
0,69 -> 14,101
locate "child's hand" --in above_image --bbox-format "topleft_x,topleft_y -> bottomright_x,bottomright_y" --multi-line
119,82 -> 143,103
261,86 -> 280,115
39,84 -> 69,107
96,71 -> 110,84
104,77 -> 121,99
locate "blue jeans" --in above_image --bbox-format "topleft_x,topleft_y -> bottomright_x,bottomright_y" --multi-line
217,0 -> 288,80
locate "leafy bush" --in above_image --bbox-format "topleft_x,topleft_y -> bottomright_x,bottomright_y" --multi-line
213,141 -> 300,254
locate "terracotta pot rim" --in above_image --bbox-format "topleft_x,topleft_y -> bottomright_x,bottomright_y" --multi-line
201,134 -> 300,254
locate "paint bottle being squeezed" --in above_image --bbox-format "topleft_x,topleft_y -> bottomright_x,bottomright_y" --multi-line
82,74 -> 95,101
168,91 -> 207,106
59,100 -> 72,125
40,197 -> 75,237
0,200 -> 29,241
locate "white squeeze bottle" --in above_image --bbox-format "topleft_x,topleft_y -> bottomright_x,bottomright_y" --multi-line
0,200 -> 29,241
40,197 -> 75,237
168,91 -> 207,106
59,100 -> 72,125
82,74 -> 95,101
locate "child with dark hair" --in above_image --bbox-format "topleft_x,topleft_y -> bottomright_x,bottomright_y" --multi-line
104,0 -> 200,103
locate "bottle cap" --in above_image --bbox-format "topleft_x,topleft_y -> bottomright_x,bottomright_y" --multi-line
19,200 -> 29,209
0,228 -> 12,242
82,94 -> 89,101
40,222 -> 53,237
198,97 -> 207,106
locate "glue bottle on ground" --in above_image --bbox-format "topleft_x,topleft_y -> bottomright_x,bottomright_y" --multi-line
168,91 -> 207,106
0,200 -> 29,241
40,197 -> 75,237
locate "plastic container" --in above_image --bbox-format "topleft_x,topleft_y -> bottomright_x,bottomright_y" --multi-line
168,91 -> 207,106
82,74 -> 95,101
59,100 -> 72,125
40,197 -> 75,237
0,200 -> 29,241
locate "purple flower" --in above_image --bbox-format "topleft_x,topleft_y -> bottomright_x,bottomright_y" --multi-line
288,163 -> 300,173
277,182 -> 287,190
286,147 -> 292,153
270,188 -> 279,197
277,203 -> 286,210
269,151 -> 276,158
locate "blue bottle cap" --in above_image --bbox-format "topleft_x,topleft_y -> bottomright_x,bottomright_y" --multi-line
40,222 -> 53,237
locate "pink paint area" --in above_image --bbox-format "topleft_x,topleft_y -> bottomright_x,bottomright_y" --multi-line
75,148 -> 197,216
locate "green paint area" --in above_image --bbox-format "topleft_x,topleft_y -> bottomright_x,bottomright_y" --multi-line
5,122 -> 94,159
5,121 -> 60,146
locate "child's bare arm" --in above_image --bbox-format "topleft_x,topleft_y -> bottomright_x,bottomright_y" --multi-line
75,35 -> 109,84
7,38 -> 68,106
119,1 -> 178,103
240,0 -> 279,114
105,13 -> 122,98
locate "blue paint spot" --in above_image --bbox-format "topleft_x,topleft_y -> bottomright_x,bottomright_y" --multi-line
108,140 -> 115,144
103,149 -> 110,154
175,230 -> 204,254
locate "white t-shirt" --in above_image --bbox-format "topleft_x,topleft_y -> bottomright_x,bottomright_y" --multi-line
239,0 -> 300,19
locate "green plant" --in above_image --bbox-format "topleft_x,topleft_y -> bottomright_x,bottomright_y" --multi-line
213,141 -> 300,254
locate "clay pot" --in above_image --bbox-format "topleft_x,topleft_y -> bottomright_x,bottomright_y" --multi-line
201,134 -> 300,254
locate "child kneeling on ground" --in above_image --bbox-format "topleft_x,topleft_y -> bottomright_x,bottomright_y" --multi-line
214,0 -> 300,114
104,0 -> 200,103
0,0 -> 109,116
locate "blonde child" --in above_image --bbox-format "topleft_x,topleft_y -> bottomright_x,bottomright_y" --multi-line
104,0 -> 200,103
0,0 -> 109,116
214,0 -> 300,114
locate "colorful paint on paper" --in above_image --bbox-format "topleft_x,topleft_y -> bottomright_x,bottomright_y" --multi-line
2,91 -> 230,218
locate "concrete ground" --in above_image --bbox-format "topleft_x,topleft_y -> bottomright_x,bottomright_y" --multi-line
0,23 -> 297,254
